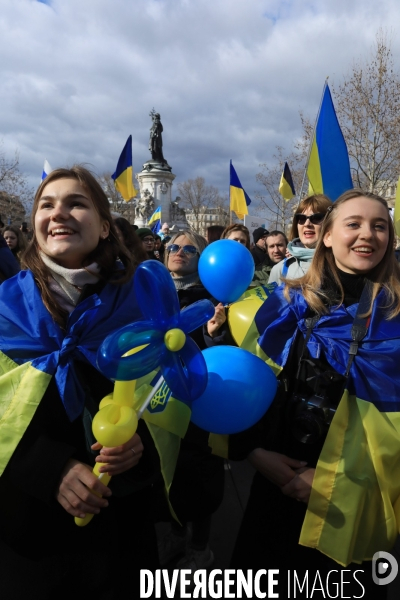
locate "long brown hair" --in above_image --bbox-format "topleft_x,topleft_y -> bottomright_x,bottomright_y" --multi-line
284,189 -> 400,318
2,225 -> 27,263
22,166 -> 136,326
289,194 -> 332,241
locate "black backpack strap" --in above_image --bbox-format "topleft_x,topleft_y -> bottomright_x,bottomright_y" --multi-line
344,280 -> 373,377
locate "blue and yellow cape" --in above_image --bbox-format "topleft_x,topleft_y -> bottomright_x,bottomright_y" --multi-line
0,271 -> 189,496
252,286 -> 400,566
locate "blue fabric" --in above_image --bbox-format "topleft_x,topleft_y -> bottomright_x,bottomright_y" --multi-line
112,135 -> 132,180
255,286 -> 400,412
230,160 -> 252,207
0,270 -> 142,421
287,239 -> 315,262
316,83 -> 353,200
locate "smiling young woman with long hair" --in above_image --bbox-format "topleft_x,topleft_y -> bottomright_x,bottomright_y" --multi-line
230,190 -> 400,599
0,166 -> 160,598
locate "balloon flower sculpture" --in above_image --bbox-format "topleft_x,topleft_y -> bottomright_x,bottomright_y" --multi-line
75,260 -> 215,526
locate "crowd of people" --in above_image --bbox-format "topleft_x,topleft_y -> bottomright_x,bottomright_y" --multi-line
0,168 -> 399,598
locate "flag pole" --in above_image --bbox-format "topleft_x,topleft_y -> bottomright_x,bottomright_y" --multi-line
298,78 -> 329,201
229,159 -> 232,225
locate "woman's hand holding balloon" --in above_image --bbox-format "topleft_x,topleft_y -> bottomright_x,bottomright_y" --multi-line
56,458 -> 112,518
92,432 -> 144,476
207,303 -> 226,338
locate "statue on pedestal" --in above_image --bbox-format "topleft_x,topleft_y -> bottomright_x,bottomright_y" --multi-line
149,109 -> 165,163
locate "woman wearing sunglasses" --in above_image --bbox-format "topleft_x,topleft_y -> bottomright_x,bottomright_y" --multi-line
158,231 -> 225,575
269,194 -> 332,284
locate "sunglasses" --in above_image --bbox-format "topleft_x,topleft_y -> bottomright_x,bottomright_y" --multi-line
167,244 -> 198,255
143,237 -> 155,243
295,212 -> 325,225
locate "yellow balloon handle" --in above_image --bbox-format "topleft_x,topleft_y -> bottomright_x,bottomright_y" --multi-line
74,462 -> 112,527
74,367 -> 164,527
74,379 -> 138,528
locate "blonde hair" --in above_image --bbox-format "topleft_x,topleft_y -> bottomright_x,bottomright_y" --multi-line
284,189 -> 400,319
164,230 -> 208,268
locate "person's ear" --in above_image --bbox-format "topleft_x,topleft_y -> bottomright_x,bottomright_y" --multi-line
323,230 -> 332,248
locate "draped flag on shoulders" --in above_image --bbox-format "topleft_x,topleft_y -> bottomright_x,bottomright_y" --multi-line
41,159 -> 52,181
307,83 -> 353,201
230,160 -> 251,220
250,287 -> 400,566
148,206 -> 162,234
279,162 -> 296,201
0,271 -> 190,502
112,135 -> 137,201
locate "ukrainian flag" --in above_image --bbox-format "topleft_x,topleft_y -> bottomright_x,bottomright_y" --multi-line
148,206 -> 162,234
112,135 -> 137,201
242,287 -> 400,566
230,160 -> 251,220
307,83 -> 353,201
279,162 -> 296,201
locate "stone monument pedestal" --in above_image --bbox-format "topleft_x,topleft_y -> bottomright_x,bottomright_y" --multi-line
136,160 -> 189,231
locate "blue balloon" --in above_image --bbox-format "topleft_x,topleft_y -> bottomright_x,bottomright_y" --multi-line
97,260 -> 215,404
198,240 -> 255,303
190,346 -> 277,434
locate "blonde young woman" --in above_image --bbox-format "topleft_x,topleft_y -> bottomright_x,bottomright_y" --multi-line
230,190 -> 400,599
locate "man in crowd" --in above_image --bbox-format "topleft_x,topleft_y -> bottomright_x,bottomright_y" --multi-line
251,227 -> 270,266
265,230 -> 288,264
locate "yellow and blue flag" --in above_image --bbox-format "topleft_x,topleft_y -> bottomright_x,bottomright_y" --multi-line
112,135 -> 137,201
251,287 -> 400,566
148,206 -> 162,234
307,83 -> 353,201
230,160 -> 251,220
279,162 -> 296,201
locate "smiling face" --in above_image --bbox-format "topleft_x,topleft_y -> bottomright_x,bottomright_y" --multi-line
297,207 -> 323,248
167,234 -> 199,277
323,197 -> 389,275
4,230 -> 18,250
34,178 -> 110,269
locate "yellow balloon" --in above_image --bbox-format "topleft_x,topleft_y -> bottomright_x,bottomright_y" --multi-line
164,328 -> 186,352
227,297 -> 264,346
92,404 -> 138,447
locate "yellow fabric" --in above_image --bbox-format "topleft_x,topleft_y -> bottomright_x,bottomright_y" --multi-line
133,371 -> 191,439
209,433 -> 229,459
0,353 -> 52,476
238,286 -> 271,302
307,137 -> 323,195
114,165 -> 137,201
279,173 -> 294,201
230,185 -> 248,220
300,391 -> 400,566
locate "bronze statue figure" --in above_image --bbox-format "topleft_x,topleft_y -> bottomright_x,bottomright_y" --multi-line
149,110 -> 165,163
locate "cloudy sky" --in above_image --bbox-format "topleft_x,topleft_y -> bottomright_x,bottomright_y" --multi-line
0,0 -> 399,209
